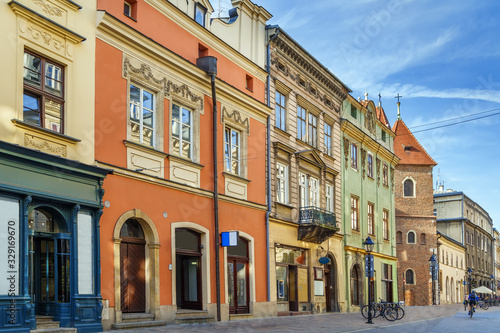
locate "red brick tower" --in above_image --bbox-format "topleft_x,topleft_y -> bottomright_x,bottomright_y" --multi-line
392,107 -> 438,306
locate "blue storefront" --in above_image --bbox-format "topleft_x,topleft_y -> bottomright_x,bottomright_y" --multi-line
0,141 -> 109,332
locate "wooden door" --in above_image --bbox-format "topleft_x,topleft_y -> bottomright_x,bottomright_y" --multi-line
120,240 -> 146,313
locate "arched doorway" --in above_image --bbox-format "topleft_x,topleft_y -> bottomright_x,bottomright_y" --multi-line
176,228 -> 202,310
119,219 -> 146,313
351,264 -> 362,306
28,207 -> 70,318
324,254 -> 338,312
227,237 -> 249,314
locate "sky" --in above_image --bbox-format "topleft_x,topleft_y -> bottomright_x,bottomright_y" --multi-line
213,0 -> 500,232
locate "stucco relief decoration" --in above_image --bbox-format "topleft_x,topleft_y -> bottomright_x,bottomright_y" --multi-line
24,134 -> 67,157
32,0 -> 63,17
123,58 -> 204,111
271,52 -> 336,111
365,108 -> 376,135
361,148 -> 366,179
376,158 -> 381,186
222,107 -> 250,135
343,138 -> 350,169
27,25 -> 64,51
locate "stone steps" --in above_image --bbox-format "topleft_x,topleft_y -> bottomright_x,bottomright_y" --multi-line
174,310 -> 215,324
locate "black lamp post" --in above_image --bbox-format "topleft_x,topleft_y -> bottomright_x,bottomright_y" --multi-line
428,254 -> 437,305
363,236 -> 375,324
467,267 -> 473,295
490,275 -> 495,305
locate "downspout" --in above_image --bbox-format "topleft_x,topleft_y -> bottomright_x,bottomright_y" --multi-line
265,25 -> 280,303
196,56 -> 221,321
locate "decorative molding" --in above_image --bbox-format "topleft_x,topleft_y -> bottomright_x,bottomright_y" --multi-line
364,107 -> 376,135
361,148 -> 366,179
24,133 -> 67,157
221,107 -> 250,134
343,138 -> 349,169
123,57 -> 204,111
270,53 -> 342,112
376,158 -> 381,186
32,0 -> 63,17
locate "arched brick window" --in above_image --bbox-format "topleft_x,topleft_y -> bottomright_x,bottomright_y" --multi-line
405,269 -> 415,284
403,179 -> 414,197
396,231 -> 402,244
407,231 -> 416,244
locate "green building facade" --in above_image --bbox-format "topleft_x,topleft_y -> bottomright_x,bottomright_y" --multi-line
340,95 -> 399,311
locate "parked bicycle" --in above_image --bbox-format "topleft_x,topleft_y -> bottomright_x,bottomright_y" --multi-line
360,299 -> 405,321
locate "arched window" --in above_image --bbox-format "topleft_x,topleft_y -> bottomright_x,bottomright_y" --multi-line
403,179 -> 414,197
405,269 -> 415,284
396,231 -> 402,244
407,231 -> 416,244
350,264 -> 362,306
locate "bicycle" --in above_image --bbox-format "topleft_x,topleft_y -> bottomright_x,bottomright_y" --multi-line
469,302 -> 476,318
477,300 -> 489,310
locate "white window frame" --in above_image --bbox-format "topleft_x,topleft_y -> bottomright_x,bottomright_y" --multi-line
129,83 -> 156,147
275,91 -> 287,131
351,196 -> 359,231
276,163 -> 289,204
299,172 -> 319,208
383,209 -> 389,240
325,182 -> 334,213
351,143 -> 358,170
171,103 -> 193,159
407,230 -> 416,244
402,176 -> 416,197
224,127 -> 241,176
368,202 -> 375,236
367,153 -> 373,178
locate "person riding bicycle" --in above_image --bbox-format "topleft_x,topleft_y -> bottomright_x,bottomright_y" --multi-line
468,291 -> 480,315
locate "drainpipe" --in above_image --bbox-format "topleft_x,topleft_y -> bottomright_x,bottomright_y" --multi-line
265,25 -> 280,303
196,56 -> 221,321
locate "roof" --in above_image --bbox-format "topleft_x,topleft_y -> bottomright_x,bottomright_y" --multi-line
376,106 -> 390,128
392,119 -> 437,166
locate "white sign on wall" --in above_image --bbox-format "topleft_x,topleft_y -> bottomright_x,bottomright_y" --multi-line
0,197 -> 19,296
78,212 -> 94,295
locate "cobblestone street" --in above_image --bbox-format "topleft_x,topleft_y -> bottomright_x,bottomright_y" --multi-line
111,304 -> 500,333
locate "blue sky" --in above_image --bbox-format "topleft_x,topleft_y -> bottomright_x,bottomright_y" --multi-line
215,0 -> 500,231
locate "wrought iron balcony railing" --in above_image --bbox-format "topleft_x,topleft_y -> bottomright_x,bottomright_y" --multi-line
299,206 -> 337,228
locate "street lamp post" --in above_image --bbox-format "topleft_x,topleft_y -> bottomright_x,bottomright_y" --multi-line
467,267 -> 473,295
429,254 -> 437,305
490,275 -> 495,306
363,237 -> 375,324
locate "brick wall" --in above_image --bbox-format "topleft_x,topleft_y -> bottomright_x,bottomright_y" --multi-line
395,164 -> 437,305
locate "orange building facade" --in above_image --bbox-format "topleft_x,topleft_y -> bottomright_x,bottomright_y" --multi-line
94,0 -> 272,329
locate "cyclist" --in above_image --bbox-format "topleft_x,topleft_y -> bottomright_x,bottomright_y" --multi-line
468,291 -> 480,315
463,294 -> 469,311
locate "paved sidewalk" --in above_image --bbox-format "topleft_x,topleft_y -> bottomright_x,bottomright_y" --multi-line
114,304 -> 498,333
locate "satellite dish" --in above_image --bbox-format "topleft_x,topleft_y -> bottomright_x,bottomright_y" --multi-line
319,257 -> 330,265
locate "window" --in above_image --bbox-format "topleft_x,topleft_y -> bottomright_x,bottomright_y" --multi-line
382,163 -> 389,186
194,3 -> 206,26
367,154 -> 373,178
224,127 -> 240,175
297,106 -> 318,147
383,210 -> 389,240
23,51 -> 64,133
245,74 -> 253,91
382,264 -> 393,302
324,123 -> 332,156
381,130 -> 386,142
403,179 -> 414,197
405,270 -> 415,284
275,91 -> 286,131
299,173 -> 319,207
325,183 -> 334,213
130,84 -> 155,146
171,103 -> 192,157
276,163 -> 289,204
350,105 -> 357,119
124,1 -> 137,19
351,196 -> 359,231
367,203 -> 374,235
407,231 -> 415,244
350,143 -> 358,170
466,231 -> 469,244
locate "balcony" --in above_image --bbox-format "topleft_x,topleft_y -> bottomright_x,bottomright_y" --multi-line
297,206 -> 339,244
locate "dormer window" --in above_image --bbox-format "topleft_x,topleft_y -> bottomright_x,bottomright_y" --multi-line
195,3 -> 207,27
